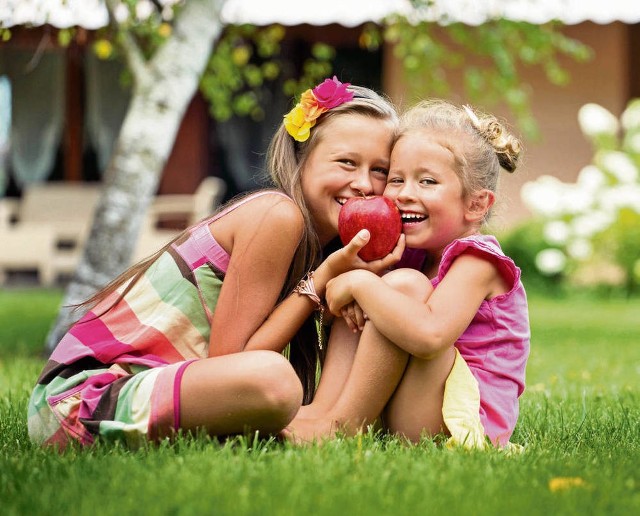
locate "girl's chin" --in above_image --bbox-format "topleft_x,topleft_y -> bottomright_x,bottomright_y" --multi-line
403,229 -> 429,249
402,222 -> 425,235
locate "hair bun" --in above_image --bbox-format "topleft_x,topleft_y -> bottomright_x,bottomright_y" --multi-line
464,106 -> 521,173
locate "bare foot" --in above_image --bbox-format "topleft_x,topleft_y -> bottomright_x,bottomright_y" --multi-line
281,415 -> 343,446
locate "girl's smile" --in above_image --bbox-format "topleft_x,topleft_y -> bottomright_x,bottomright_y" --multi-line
385,129 -> 476,255
400,211 -> 428,226
302,114 -> 394,246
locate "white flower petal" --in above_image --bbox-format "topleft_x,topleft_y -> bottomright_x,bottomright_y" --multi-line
567,239 -> 593,260
535,249 -> 567,275
577,165 -> 606,192
624,132 -> 640,153
114,3 -> 130,23
621,100 -> 640,131
521,175 -> 568,217
578,103 -> 619,137
600,151 -> 638,184
599,185 -> 640,213
544,220 -> 571,245
136,0 -> 155,21
571,211 -> 614,237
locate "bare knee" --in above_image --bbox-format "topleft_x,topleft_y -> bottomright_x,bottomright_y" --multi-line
247,351 -> 304,426
382,269 -> 432,301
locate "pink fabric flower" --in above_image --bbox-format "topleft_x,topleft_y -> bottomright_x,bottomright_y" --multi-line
283,76 -> 354,141
312,76 -> 353,109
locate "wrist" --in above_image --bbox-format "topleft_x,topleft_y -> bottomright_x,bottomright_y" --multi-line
312,263 -> 333,297
292,270 -> 326,350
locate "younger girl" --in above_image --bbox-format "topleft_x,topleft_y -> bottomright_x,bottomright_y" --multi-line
285,100 -> 530,448
27,77 -> 404,449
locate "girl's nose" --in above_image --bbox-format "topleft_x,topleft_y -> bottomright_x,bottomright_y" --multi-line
350,170 -> 374,196
396,183 -> 417,202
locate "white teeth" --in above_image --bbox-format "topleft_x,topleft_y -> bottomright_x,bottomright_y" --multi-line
401,213 -> 426,221
336,198 -> 348,205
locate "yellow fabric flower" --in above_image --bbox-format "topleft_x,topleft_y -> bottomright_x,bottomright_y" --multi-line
284,104 -> 316,142
283,77 -> 353,141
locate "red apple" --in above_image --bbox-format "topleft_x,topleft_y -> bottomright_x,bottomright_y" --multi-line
338,196 -> 402,261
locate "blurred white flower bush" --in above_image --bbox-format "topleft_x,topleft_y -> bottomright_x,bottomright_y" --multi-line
521,99 -> 640,294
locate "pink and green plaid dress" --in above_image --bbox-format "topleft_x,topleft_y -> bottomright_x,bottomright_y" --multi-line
28,191 -> 288,449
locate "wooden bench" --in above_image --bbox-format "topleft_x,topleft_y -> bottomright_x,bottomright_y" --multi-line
0,177 -> 226,284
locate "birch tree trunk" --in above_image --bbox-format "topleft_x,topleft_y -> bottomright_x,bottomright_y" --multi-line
45,0 -> 224,352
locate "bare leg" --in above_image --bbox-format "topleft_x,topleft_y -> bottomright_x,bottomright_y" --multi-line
284,269 -> 433,443
179,350 -> 303,436
383,346 -> 456,442
296,317 -> 359,420
284,320 -> 410,442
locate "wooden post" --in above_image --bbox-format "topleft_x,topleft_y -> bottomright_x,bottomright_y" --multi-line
629,23 -> 640,99
63,36 -> 84,182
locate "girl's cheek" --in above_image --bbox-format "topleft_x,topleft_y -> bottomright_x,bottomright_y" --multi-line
372,177 -> 387,195
383,183 -> 394,198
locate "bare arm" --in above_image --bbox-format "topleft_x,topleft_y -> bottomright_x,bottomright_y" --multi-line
208,195 -> 305,357
208,192 -> 404,356
325,253 -> 502,359
243,231 -> 405,352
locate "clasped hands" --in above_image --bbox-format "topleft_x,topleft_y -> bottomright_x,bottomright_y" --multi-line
323,229 -> 405,333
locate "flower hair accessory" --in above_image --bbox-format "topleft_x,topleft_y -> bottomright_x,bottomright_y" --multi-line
284,76 -> 354,142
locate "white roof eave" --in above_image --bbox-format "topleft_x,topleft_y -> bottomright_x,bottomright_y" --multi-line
1,0 -> 639,30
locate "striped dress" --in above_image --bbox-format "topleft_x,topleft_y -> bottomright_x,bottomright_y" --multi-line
28,191 -> 289,449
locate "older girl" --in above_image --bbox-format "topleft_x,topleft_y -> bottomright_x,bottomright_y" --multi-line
28,78 -> 403,448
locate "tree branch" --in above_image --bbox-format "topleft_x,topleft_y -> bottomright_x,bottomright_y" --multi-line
104,0 -> 148,84
152,0 -> 223,71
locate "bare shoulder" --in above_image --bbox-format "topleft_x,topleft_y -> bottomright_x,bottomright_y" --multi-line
244,192 -> 303,230
450,252 -> 509,298
208,191 -> 303,253
233,192 -> 304,238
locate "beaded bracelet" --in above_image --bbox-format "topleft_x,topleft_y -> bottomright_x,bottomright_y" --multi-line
293,270 -> 326,350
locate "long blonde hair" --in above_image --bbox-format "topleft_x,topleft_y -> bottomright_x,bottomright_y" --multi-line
268,85 -> 399,402
268,85 -> 400,297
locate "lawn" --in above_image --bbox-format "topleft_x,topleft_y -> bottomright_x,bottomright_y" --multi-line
1,288 -> 639,515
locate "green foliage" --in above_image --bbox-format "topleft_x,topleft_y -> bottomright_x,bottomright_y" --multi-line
593,208 -> 640,294
199,25 -> 335,122
57,28 -> 75,47
522,99 -> 640,296
6,2 -> 590,130
90,0 -> 180,61
197,4 -> 592,128
2,291 -> 640,514
381,17 -> 591,138
496,219 -> 566,295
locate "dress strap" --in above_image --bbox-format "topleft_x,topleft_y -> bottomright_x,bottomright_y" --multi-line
196,190 -> 293,228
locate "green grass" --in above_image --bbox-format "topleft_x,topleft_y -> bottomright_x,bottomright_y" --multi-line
1,289 -> 639,515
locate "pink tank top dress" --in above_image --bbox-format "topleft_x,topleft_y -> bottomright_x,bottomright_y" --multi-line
432,234 -> 530,446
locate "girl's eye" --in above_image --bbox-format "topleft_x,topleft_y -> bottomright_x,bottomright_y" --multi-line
420,178 -> 437,185
371,167 -> 389,177
387,177 -> 403,184
339,159 -> 356,167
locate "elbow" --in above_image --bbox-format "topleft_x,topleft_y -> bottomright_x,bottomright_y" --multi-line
410,327 -> 450,360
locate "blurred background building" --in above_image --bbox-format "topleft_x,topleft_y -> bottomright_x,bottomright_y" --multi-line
1,0 -> 639,226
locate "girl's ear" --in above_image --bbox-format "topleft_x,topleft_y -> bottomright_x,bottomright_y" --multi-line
465,189 -> 495,223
